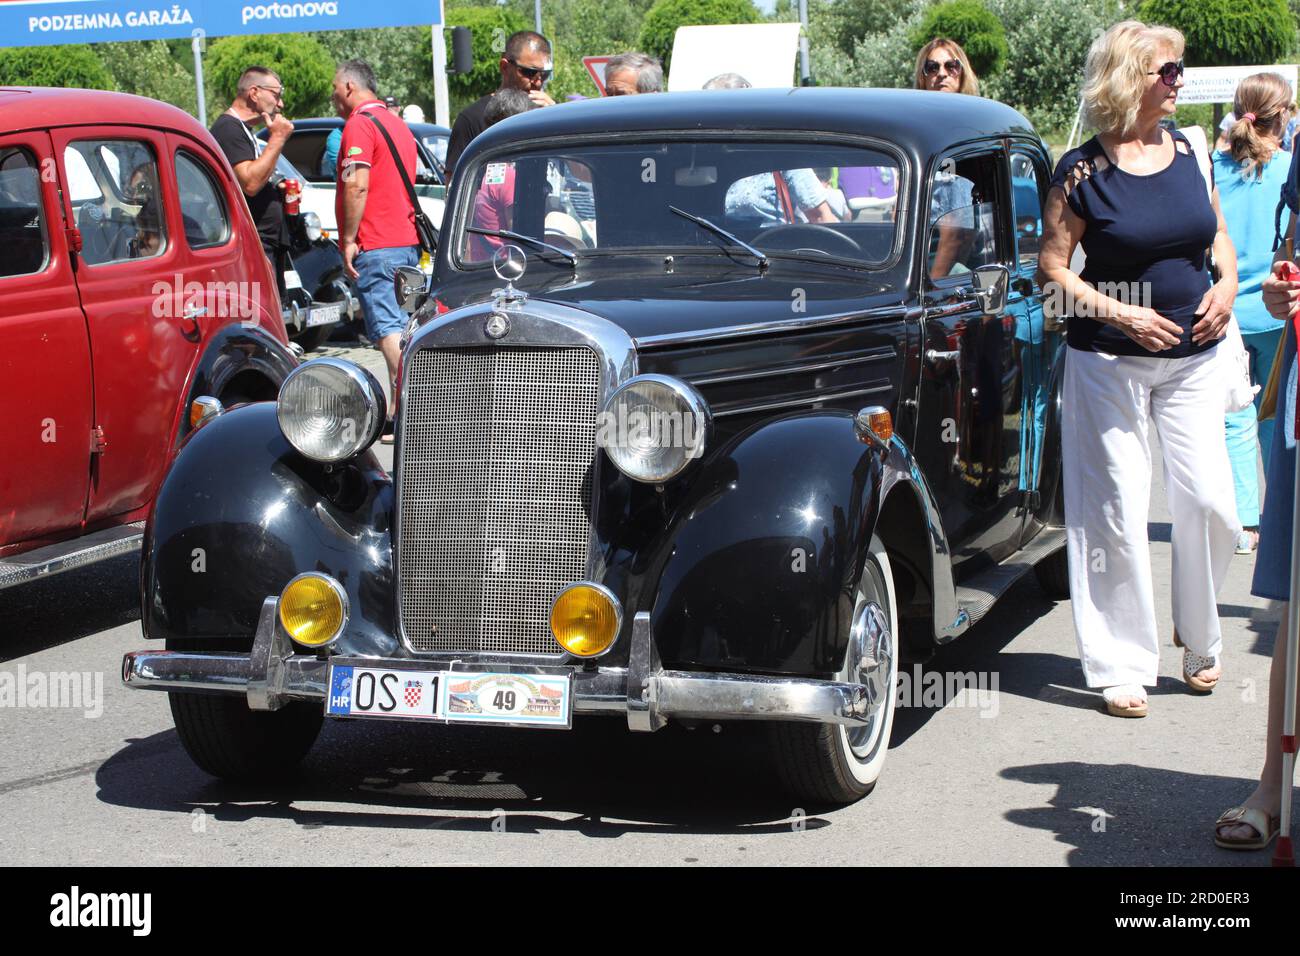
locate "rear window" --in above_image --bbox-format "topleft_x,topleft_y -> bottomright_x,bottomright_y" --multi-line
0,147 -> 48,278
456,139 -> 902,269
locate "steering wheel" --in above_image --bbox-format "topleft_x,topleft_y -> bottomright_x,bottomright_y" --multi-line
755,223 -> 862,257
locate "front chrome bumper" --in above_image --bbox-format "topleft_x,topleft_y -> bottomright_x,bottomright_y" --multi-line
123,599 -> 879,732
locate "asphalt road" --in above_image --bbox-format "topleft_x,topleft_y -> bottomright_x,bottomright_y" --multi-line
0,340 -> 1287,867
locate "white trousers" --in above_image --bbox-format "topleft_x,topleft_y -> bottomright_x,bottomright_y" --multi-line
1061,346 -> 1240,687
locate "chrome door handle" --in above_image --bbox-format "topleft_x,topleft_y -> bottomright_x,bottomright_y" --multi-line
926,348 -> 961,365
183,305 -> 209,320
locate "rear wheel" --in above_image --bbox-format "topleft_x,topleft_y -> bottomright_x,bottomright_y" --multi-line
165,639 -> 321,780
769,535 -> 898,806
1034,546 -> 1070,599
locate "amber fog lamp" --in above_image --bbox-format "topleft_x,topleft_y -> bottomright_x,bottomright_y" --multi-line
855,406 -> 893,447
278,573 -> 348,648
549,583 -> 622,658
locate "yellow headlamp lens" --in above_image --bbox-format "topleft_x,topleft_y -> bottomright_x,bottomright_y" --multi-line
549,584 -> 620,657
278,574 -> 346,647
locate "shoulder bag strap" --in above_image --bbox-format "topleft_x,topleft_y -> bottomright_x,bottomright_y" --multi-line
362,110 -> 420,217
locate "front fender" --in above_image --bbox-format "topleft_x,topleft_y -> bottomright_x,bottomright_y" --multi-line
143,403 -> 395,655
649,410 -> 887,676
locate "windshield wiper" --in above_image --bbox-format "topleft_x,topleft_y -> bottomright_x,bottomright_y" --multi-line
467,227 -> 577,269
669,205 -> 768,273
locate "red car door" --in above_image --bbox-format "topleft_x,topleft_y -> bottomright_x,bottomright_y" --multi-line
52,126 -> 203,524
0,131 -> 93,553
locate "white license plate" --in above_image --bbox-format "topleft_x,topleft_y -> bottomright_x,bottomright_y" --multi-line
326,665 -> 441,720
306,303 -> 343,327
325,664 -> 572,729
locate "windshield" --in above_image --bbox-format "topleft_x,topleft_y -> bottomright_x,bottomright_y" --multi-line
454,139 -> 902,268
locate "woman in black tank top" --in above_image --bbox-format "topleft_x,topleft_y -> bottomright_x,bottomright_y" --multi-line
1036,21 -> 1240,721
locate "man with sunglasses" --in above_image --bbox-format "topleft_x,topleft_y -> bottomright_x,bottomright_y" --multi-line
210,66 -> 294,286
444,31 -> 554,176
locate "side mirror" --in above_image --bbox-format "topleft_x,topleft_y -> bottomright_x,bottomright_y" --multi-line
972,264 -> 1009,316
394,266 -> 429,314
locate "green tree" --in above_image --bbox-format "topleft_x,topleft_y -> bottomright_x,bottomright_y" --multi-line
811,0 -> 924,89
310,27 -> 435,117
97,40 -> 198,114
0,45 -> 112,89
205,34 -> 334,120
909,0 -> 1009,77
444,4 -> 532,114
639,0 -> 761,71
1137,0 -> 1295,66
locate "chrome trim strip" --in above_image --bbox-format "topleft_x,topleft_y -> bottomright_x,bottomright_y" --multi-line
687,346 -> 897,387
633,304 -> 921,351
711,382 -> 892,419
0,522 -> 144,592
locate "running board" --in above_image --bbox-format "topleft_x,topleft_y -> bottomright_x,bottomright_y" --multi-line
0,522 -> 145,590
952,527 -> 1065,630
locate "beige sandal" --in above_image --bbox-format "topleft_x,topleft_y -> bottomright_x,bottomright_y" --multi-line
1173,631 -> 1219,692
1102,684 -> 1148,718
1214,806 -> 1279,850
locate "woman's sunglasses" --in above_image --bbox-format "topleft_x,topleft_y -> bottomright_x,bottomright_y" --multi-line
1146,59 -> 1184,87
923,58 -> 963,77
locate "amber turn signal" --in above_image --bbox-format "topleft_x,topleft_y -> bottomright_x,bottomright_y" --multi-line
550,583 -> 622,658
278,573 -> 348,648
189,396 -> 224,430
854,405 -> 893,446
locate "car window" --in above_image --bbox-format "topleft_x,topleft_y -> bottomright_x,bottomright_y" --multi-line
65,139 -> 166,266
926,151 -> 1002,281
281,130 -> 331,181
458,140 -> 901,268
175,151 -> 230,249
0,147 -> 49,278
1010,149 -> 1045,270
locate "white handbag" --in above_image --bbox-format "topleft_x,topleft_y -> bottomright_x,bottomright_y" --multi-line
1179,125 -> 1259,412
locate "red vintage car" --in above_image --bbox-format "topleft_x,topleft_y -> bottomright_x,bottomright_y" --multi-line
0,87 -> 297,588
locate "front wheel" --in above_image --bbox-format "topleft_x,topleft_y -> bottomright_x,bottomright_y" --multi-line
169,693 -> 322,781
769,535 -> 899,806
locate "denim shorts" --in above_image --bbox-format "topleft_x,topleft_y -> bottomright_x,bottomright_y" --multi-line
1253,326 -> 1297,601
354,245 -> 419,342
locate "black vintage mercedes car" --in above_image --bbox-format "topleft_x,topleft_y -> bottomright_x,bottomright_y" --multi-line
123,88 -> 1066,805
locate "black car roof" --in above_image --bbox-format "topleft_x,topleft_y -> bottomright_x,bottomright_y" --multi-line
460,87 -> 1036,166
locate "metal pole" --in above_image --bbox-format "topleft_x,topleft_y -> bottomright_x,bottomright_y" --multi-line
432,24 -> 449,129
1277,334 -> 1299,865
798,0 -> 810,85
534,0 -> 542,34
191,29 -> 206,127
1067,97 -> 1084,150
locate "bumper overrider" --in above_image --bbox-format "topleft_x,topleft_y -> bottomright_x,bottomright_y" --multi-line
122,598 -> 890,732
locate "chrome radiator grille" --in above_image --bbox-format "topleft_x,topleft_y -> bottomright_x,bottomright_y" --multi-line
398,346 -> 601,655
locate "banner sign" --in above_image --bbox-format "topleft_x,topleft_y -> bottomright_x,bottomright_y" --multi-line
0,0 -> 441,48
1179,64 -> 1298,105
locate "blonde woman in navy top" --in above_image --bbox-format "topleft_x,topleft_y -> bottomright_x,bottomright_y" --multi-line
1037,20 -> 1240,718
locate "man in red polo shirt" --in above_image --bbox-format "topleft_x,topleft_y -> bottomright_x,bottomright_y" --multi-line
332,59 -> 420,437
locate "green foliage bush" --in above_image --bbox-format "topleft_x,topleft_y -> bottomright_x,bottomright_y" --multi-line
444,4 -> 532,112
639,0 -> 761,71
0,45 -> 112,90
311,28 -> 434,117
1137,0 -> 1295,66
96,40 -> 198,114
909,0 -> 1009,77
205,34 -> 334,119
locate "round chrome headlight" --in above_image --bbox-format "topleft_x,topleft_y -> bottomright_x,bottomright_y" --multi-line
597,374 -> 709,483
277,358 -> 386,462
302,210 -> 323,242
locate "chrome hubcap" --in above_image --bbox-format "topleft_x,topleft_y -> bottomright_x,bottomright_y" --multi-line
845,597 -> 894,759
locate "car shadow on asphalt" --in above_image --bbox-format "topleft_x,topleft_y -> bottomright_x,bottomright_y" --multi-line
93,719 -> 839,836
1000,762 -> 1274,866
0,553 -> 140,662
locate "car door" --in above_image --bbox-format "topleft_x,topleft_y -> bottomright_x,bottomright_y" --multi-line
1005,141 -> 1059,546
51,126 -> 202,524
913,144 -> 1023,577
0,131 -> 94,551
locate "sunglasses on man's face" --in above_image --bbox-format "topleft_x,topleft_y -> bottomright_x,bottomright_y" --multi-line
1146,59 -> 1184,87
510,60 -> 552,82
923,58 -> 963,77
